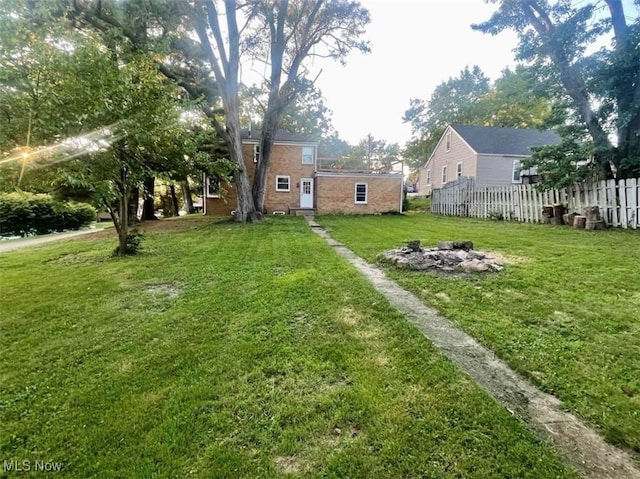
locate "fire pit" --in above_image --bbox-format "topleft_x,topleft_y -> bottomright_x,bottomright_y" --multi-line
380,240 -> 504,274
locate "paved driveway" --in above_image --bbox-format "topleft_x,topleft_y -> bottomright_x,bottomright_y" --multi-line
0,228 -> 105,253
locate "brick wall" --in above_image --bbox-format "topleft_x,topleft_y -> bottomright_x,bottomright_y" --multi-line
316,174 -> 402,214
205,141 -> 315,215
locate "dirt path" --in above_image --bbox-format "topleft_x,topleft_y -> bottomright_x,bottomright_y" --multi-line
306,217 -> 640,479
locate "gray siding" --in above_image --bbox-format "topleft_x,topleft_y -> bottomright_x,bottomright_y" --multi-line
475,155 -> 522,187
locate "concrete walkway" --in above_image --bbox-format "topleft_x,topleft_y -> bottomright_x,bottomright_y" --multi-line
0,228 -> 104,253
306,216 -> 640,479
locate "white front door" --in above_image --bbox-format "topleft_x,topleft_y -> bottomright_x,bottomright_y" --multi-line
300,178 -> 313,208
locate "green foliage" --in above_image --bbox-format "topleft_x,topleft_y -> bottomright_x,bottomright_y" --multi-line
473,1 -> 640,182
112,230 -> 143,256
523,126 -> 596,189
331,134 -> 400,171
0,192 -> 95,237
405,196 -> 432,212
318,213 -> 640,454
403,65 -> 553,171
0,216 -> 577,477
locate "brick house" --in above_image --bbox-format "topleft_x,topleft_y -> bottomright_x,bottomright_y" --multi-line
203,130 -> 403,215
417,124 -> 561,196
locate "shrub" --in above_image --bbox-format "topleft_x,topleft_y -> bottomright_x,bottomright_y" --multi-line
113,230 -> 144,256
0,192 -> 96,237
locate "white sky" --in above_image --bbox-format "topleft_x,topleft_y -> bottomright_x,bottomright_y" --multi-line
316,0 -> 521,147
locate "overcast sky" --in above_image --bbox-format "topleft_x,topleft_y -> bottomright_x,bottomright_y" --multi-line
315,0 -> 521,147
313,0 -> 639,148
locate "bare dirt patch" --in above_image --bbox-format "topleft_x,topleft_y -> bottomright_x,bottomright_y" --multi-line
274,456 -> 303,475
145,283 -> 181,299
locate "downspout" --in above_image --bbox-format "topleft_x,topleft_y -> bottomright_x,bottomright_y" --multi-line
314,144 -> 318,210
399,159 -> 405,213
202,172 -> 207,216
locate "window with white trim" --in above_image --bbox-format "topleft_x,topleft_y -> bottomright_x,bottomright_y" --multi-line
512,160 -> 522,183
302,146 -> 314,164
355,183 -> 368,204
456,162 -> 463,178
442,165 -> 448,184
445,132 -> 451,152
426,169 -> 431,185
275,175 -> 290,192
253,144 -> 260,163
206,176 -> 220,198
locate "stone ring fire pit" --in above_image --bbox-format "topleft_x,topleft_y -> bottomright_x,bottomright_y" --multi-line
380,240 -> 504,274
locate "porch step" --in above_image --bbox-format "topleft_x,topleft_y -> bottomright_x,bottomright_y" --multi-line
290,208 -> 316,217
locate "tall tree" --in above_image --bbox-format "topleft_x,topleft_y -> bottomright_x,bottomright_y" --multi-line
473,0 -> 640,181
0,2 -> 202,254
402,66 -> 491,170
70,0 -> 370,222
333,134 -> 400,172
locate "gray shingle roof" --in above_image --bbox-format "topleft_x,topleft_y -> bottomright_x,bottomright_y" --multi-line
451,124 -> 561,155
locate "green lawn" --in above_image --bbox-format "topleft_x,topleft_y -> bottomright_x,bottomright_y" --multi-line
0,216 -> 575,478
317,212 -> 640,458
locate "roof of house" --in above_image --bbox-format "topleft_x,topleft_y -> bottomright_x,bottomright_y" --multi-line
241,129 -> 315,143
451,124 -> 561,156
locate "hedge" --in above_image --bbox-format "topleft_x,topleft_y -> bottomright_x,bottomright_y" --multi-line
0,192 -> 97,237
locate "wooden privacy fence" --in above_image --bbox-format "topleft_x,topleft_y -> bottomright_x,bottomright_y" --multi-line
430,177 -> 640,229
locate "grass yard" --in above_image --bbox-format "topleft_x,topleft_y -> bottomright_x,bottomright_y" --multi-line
0,216 -> 576,478
317,213 -> 640,460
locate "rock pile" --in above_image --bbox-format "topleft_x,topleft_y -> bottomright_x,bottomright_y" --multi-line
380,240 -> 504,274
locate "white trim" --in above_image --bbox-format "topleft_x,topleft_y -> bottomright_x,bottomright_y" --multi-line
445,131 -> 452,152
315,171 -> 401,179
354,182 -> 368,204
512,159 -> 523,183
441,165 -> 448,184
448,125 -> 479,155
253,144 -> 260,163
456,161 -> 463,178
275,175 -> 291,192
243,139 -> 317,147
301,146 -> 314,164
300,177 -> 314,208
426,169 -> 431,185
477,153 -> 532,158
205,175 -> 221,198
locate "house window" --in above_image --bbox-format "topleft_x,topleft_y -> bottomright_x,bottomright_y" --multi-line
512,160 -> 522,183
302,146 -> 314,164
456,162 -> 463,178
355,183 -> 368,204
442,165 -> 448,184
445,132 -> 451,152
426,169 -> 431,185
206,176 -> 220,198
253,144 -> 260,163
275,175 -> 290,192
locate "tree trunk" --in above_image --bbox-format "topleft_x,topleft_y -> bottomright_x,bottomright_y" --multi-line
181,180 -> 195,214
141,176 -> 157,221
551,203 -> 565,225
128,187 -> 139,225
521,3 -> 614,175
169,184 -> 180,216
225,121 -> 261,223
573,215 -> 587,229
116,167 -> 130,256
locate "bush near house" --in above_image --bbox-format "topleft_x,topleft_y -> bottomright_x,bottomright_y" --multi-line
0,192 -> 96,237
